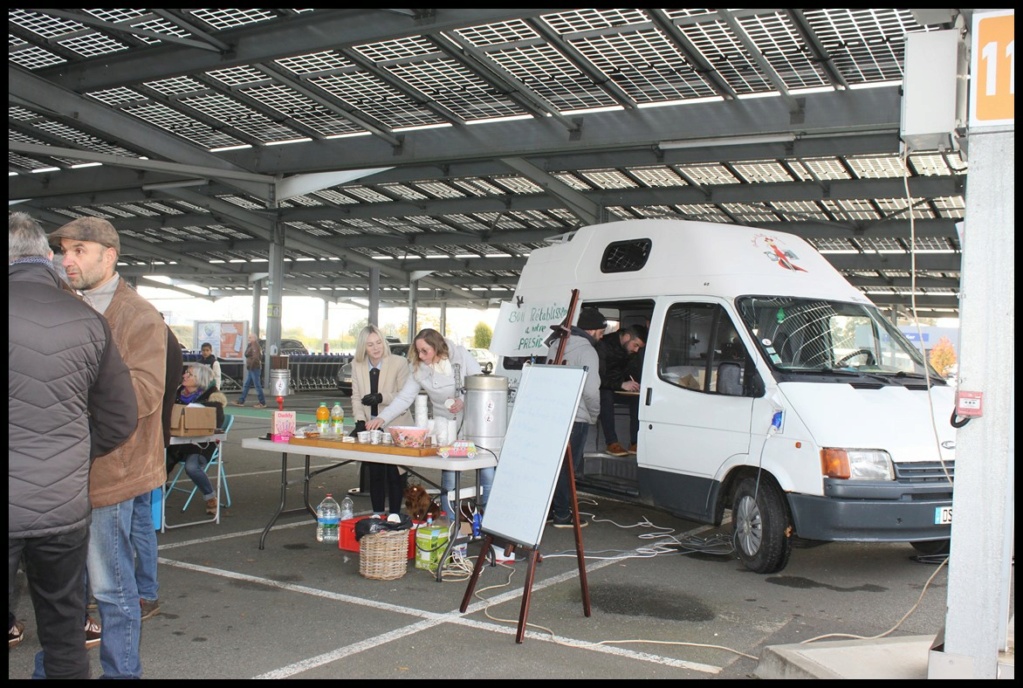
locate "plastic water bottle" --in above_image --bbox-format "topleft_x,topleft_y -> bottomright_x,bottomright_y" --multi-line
316,493 -> 341,543
316,402 -> 330,434
330,402 -> 344,435
435,510 -> 450,535
339,495 -> 354,522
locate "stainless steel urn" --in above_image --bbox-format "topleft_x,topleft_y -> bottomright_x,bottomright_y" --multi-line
462,375 -> 509,454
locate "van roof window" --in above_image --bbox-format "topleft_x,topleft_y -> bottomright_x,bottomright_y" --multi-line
601,238 -> 651,273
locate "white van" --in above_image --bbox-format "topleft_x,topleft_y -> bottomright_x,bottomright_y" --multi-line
495,219 -> 955,573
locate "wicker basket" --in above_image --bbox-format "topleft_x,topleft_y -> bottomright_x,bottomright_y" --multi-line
359,529 -> 409,580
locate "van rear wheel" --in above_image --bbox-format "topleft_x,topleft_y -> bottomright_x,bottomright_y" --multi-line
732,477 -> 792,574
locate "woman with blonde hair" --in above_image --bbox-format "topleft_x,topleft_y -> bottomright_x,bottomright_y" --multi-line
350,325 -> 413,515
367,328 -> 488,516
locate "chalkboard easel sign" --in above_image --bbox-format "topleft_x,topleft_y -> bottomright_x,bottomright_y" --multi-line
460,361 -> 592,643
478,363 -> 587,549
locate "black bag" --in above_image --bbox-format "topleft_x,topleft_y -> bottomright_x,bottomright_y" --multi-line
354,513 -> 413,541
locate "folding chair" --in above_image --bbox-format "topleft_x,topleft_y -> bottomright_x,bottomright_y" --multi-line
166,414 -> 234,512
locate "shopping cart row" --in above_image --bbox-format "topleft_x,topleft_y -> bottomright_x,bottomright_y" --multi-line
183,352 -> 350,393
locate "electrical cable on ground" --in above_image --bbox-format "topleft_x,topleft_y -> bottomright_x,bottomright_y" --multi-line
461,496 -> 951,663
800,556 -> 949,644
461,496 -> 755,661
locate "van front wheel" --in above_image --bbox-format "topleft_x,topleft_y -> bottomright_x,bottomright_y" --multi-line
732,477 -> 792,574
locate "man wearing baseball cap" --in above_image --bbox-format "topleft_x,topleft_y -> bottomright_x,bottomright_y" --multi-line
48,216 -> 167,679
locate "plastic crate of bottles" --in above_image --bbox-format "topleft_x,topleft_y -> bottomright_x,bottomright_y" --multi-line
339,515 -> 418,559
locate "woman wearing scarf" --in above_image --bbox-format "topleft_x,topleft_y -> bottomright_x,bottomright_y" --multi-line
165,363 -> 227,514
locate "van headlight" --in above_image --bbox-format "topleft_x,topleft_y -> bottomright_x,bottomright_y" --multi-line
820,448 -> 894,480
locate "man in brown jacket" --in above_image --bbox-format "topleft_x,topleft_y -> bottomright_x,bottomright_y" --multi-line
49,217 -> 167,679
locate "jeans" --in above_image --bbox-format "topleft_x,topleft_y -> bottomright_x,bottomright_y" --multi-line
183,453 -> 215,500
88,499 -> 144,679
598,388 -> 620,446
131,490 -> 159,601
441,467 -> 495,516
12,526 -> 90,679
551,421 -> 589,520
238,368 -> 265,405
598,389 -> 640,447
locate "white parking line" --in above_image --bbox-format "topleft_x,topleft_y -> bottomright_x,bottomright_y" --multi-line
157,524 -> 725,678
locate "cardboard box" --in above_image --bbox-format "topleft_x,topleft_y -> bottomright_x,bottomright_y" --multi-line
169,404 -> 217,437
272,410 -> 296,442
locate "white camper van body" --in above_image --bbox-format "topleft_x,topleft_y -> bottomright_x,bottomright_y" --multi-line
496,219 -> 955,573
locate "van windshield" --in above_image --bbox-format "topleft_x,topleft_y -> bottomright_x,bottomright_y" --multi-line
736,296 -> 941,381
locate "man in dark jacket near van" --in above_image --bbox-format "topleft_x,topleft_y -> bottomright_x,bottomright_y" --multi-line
595,325 -> 647,456
8,212 -> 137,679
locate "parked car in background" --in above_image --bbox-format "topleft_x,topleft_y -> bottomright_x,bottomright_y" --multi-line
467,347 -> 497,374
259,338 -> 309,356
337,342 -> 409,395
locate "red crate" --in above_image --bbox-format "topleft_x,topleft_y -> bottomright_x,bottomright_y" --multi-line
339,515 -> 370,553
340,515 -> 419,559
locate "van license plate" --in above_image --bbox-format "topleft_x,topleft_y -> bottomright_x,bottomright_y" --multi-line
934,506 -> 952,525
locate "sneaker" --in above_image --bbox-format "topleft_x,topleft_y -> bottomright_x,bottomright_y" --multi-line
627,443 -> 637,455
140,598 -> 161,621
253,403 -> 266,409
84,617 -> 101,649
9,619 -> 25,649
551,514 -> 588,529
459,503 -> 475,523
206,497 -> 218,515
232,401 -> 246,407
605,442 -> 629,457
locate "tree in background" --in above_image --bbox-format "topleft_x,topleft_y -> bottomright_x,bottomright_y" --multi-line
474,322 -> 493,349
929,336 -> 957,377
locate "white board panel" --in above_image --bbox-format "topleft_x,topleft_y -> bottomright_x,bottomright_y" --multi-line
480,364 -> 586,548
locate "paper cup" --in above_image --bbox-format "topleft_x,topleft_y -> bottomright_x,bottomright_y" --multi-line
357,431 -> 371,443
370,429 -> 383,445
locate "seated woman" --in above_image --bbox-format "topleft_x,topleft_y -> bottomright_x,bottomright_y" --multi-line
166,363 -> 227,515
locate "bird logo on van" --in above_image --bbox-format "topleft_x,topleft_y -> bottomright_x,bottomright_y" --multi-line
758,235 -> 807,272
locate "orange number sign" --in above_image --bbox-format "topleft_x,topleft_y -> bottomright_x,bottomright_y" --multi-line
970,10 -> 1015,128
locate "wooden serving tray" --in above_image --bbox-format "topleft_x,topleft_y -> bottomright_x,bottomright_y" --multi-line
288,436 -> 438,457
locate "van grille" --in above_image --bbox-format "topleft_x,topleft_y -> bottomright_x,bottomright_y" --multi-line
894,461 -> 955,483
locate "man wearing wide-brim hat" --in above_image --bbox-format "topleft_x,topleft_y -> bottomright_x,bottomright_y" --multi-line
47,216 -> 167,679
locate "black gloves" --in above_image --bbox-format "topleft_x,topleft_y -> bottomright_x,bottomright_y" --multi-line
350,420 -> 367,438
361,393 -> 383,406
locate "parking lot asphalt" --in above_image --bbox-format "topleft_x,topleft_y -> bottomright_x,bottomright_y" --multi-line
9,391 -> 994,679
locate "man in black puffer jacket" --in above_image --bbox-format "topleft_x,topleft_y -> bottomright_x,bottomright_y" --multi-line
8,212 -> 137,679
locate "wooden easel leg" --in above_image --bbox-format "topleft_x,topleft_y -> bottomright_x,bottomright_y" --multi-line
516,548 -> 541,644
458,534 -> 494,613
566,449 -> 592,617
